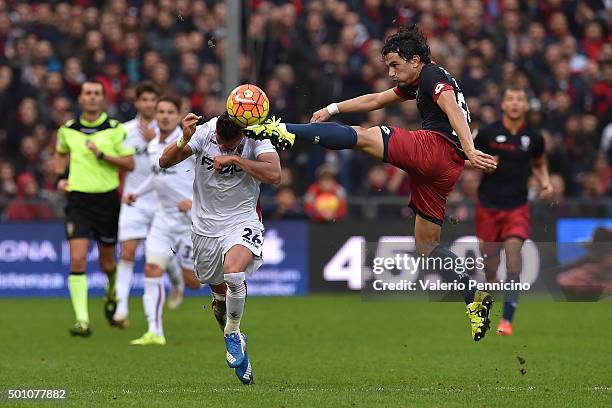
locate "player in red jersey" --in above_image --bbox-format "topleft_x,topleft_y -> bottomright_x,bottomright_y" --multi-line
243,25 -> 498,341
474,87 -> 553,336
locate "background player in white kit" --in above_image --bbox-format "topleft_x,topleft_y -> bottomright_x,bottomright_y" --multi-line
159,111 -> 281,385
114,83 -> 184,329
123,96 -> 202,346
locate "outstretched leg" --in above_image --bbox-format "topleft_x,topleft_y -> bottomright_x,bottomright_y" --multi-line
243,118 -> 385,159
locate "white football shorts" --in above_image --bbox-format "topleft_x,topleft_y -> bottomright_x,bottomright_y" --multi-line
118,202 -> 156,242
145,211 -> 193,270
192,221 -> 264,285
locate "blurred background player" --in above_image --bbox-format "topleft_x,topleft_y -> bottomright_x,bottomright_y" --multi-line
53,80 -> 135,336
243,26 -> 498,341
159,111 -> 281,384
474,86 -> 553,336
124,96 -> 201,346
114,82 -> 184,329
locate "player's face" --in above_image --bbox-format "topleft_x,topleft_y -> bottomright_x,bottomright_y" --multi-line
217,135 -> 244,153
501,90 -> 529,121
78,82 -> 105,113
384,52 -> 420,85
155,101 -> 180,132
135,92 -> 158,119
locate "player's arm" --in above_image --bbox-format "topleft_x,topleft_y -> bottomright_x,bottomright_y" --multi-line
85,127 -> 135,171
532,155 -> 553,199
436,91 -> 497,171
215,152 -> 282,185
159,113 -> 200,168
52,151 -> 70,191
91,147 -> 135,171
464,128 -> 498,171
53,127 -> 70,191
124,174 -> 155,205
311,89 -> 402,122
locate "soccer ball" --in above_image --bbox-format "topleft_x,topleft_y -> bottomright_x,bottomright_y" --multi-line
226,84 -> 269,127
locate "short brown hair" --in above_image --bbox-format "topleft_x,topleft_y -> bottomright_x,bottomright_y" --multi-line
156,95 -> 181,112
80,79 -> 105,96
136,81 -> 160,99
502,85 -> 529,97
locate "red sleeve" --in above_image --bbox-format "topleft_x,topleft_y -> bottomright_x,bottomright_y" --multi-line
393,85 -> 417,100
431,82 -> 454,102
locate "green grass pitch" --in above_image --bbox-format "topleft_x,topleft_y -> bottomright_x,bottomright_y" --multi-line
1,295 -> 610,407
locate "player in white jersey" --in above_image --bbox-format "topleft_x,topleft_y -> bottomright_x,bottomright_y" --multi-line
123,96 -> 202,346
114,84 -> 184,329
159,111 -> 281,384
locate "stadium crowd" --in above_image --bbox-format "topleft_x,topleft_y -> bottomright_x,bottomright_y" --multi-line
0,0 -> 610,222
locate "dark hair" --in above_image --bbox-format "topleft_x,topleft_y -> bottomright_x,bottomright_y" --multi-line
382,25 -> 431,63
216,112 -> 243,142
80,79 -> 105,95
502,85 -> 529,98
156,95 -> 182,111
136,81 -> 160,99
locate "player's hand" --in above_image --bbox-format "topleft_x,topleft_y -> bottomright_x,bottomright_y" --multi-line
182,113 -> 201,141
177,199 -> 192,212
85,140 -> 100,156
539,180 -> 554,199
310,107 -> 331,123
57,179 -> 69,192
140,122 -> 156,141
213,155 -> 235,171
124,193 -> 138,205
466,149 -> 497,172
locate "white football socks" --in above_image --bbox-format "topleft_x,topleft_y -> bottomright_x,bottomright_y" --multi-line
224,272 -> 246,335
143,277 -> 165,337
167,257 -> 185,293
115,259 -> 134,319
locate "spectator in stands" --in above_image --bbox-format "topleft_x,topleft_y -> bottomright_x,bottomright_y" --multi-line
4,172 -> 53,221
0,0 -> 609,220
304,165 -> 347,222
360,164 -> 390,196
0,161 -> 17,200
267,186 -> 305,220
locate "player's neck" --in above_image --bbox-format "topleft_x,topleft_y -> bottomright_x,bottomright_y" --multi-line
139,114 -> 154,124
159,129 -> 172,142
82,111 -> 103,123
502,116 -> 526,135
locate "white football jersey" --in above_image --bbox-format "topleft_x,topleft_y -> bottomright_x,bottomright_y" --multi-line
147,126 -> 195,215
122,116 -> 158,209
187,117 -> 276,237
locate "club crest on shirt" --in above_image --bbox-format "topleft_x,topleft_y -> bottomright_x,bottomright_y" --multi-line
520,135 -> 531,151
66,222 -> 75,237
495,135 -> 507,143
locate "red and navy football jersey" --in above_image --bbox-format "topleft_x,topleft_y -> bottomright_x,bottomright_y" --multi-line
394,63 -> 471,157
475,120 -> 544,209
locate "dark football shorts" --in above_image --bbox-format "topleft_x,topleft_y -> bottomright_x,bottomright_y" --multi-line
475,202 -> 530,243
381,126 -> 464,225
64,190 -> 120,246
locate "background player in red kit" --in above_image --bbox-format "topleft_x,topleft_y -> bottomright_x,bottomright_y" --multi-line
243,25 -> 498,341
474,87 -> 553,336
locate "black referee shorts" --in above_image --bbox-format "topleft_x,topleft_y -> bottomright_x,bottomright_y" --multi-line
65,190 -> 120,246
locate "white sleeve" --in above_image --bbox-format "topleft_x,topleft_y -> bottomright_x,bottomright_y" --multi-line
132,174 -> 155,197
254,139 -> 277,158
187,126 -> 205,154
187,118 -> 217,154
